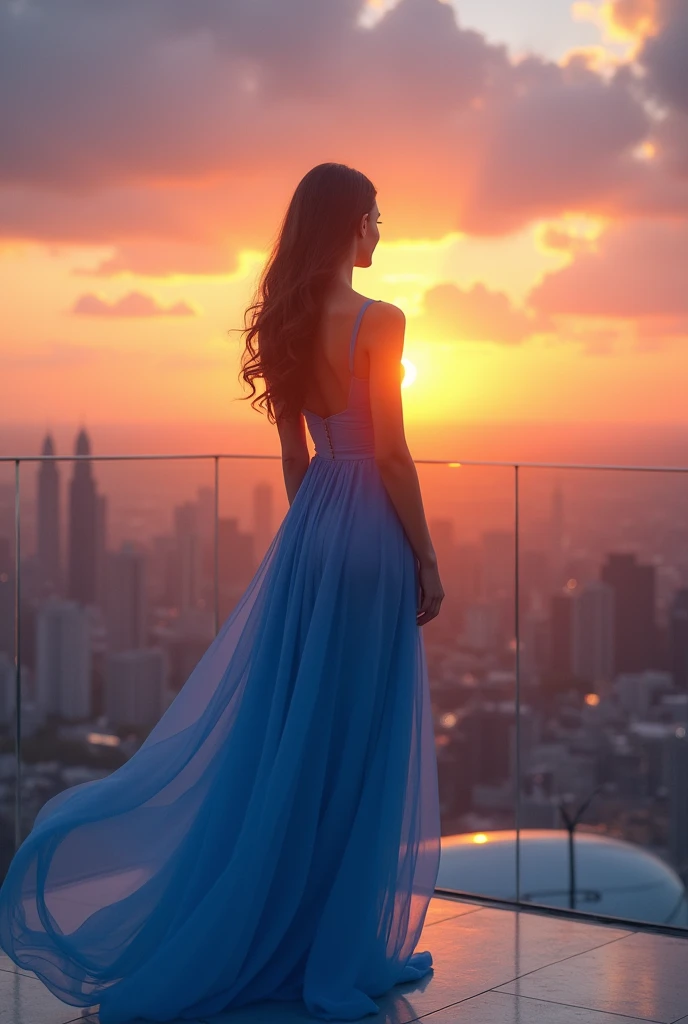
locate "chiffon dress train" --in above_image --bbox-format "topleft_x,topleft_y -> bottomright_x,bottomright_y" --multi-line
0,297 -> 441,1022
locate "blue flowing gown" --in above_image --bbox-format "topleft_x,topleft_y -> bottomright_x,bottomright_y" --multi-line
0,297 -> 441,1022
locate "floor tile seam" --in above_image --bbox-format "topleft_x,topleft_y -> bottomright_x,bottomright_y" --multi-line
502,908 -> 688,944
490,987 -> 666,1023
0,964 -> 38,979
623,930 -> 688,949
401,980 -> 520,1023
424,907 -> 485,927
493,929 -> 636,983
400,931 -> 641,1023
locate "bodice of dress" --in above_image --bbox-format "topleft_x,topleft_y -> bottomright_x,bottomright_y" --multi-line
302,298 -> 380,461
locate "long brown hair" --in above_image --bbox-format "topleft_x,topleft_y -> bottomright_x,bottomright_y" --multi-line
237,163 -> 377,423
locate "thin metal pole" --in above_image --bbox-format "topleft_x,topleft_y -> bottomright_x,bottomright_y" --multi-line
213,456 -> 220,636
13,459 -> 22,849
514,464 -> 521,903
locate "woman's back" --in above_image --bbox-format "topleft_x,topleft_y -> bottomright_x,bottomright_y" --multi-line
301,296 -> 381,462
302,294 -> 380,419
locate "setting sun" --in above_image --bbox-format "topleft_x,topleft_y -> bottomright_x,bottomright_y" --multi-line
401,358 -> 417,388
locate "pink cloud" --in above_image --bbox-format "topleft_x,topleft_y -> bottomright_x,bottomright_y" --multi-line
529,219 -> 688,320
419,282 -> 551,345
72,291 -> 196,317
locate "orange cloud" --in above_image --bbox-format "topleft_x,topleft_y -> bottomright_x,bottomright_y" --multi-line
71,291 -> 197,317
605,0 -> 659,38
529,219 -> 688,325
418,282 -> 551,345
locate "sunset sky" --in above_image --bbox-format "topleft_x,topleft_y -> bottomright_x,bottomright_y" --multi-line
2,0 -> 688,438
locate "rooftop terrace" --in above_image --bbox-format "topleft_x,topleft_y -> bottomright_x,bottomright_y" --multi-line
2,893 -> 688,1023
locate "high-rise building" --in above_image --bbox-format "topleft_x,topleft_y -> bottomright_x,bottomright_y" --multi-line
670,588 -> 688,691
95,490 -> 108,606
549,591 -> 573,675
572,580 -> 615,684
104,648 -> 167,729
0,652 -> 13,727
455,543 -> 482,607
0,483 -> 13,541
460,602 -> 500,652
67,428 -> 99,606
36,598 -> 91,720
480,530 -> 513,602
601,552 -> 656,673
218,517 -> 256,621
549,481 -> 566,574
174,501 -> 203,612
253,482 -> 274,562
37,433 -> 61,594
195,485 -> 215,546
0,537 -> 12,659
521,547 -> 551,612
105,544 -> 147,652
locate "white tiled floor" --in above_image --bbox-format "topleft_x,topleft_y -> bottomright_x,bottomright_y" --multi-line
2,895 -> 687,1023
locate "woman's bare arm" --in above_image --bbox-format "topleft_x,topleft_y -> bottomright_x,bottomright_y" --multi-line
367,303 -> 444,624
275,407 -> 310,505
367,302 -> 434,563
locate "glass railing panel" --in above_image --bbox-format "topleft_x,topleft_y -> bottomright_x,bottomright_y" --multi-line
14,453 -> 223,845
8,449 -> 688,933
216,456 -> 288,627
516,464 -> 688,929
416,460 -> 518,902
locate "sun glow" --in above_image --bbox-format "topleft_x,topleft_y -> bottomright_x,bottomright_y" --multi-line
401,358 -> 417,388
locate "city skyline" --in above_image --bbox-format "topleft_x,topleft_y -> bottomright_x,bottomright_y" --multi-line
3,429 -> 688,896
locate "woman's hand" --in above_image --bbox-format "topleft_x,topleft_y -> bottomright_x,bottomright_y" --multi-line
417,557 -> 445,626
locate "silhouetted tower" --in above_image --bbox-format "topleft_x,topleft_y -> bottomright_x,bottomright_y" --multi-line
67,428 -> 98,605
547,481 -> 567,586
549,590 -> 573,675
252,482 -> 274,562
670,588 -> 688,691
572,580 -> 615,684
37,432 -> 61,594
601,553 -> 656,673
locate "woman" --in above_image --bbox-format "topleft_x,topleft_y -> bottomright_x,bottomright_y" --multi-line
0,162 -> 444,1022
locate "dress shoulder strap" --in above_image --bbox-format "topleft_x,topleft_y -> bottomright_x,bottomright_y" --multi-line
348,298 -> 379,372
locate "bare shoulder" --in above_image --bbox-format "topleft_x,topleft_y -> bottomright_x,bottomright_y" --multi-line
368,301 -> 405,355
371,300 -> 405,328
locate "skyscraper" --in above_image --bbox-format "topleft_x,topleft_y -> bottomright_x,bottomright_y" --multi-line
104,648 -> 167,728
37,433 -> 61,595
104,544 -> 147,652
253,482 -> 274,562
174,501 -> 203,612
549,591 -> 573,676
670,588 -> 688,691
0,538 -> 12,659
67,428 -> 99,606
601,552 -> 656,673
36,598 -> 91,720
572,580 -> 615,684
218,518 -> 256,622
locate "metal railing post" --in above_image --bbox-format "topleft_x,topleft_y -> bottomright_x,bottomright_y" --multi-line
13,459 -> 22,850
214,456 -> 220,636
514,463 -> 521,904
